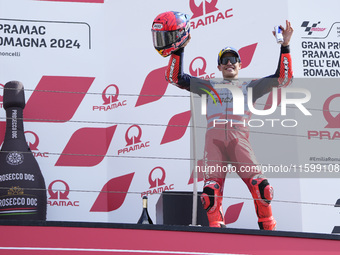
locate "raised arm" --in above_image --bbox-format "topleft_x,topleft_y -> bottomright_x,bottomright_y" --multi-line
165,34 -> 210,94
165,47 -> 192,91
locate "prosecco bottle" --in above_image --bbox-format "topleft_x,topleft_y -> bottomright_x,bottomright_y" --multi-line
0,81 -> 47,220
137,196 -> 153,224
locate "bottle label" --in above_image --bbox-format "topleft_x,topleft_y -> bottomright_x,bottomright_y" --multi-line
11,109 -> 18,139
0,186 -> 40,217
143,198 -> 147,208
0,151 -> 46,219
6,151 -> 24,165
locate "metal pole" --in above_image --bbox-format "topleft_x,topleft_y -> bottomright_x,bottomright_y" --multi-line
190,92 -> 198,226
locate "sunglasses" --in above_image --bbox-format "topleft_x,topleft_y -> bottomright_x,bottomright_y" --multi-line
220,56 -> 240,65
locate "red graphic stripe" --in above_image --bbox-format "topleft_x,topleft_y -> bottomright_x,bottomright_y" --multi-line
25,76 -> 94,123
160,110 -> 191,145
135,67 -> 168,107
37,0 -> 104,3
90,172 -> 134,212
55,125 -> 117,167
238,43 -> 257,69
224,202 -> 244,225
0,121 -> 5,146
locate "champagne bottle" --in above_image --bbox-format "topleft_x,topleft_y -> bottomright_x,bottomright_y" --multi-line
0,81 -> 47,220
137,196 -> 153,224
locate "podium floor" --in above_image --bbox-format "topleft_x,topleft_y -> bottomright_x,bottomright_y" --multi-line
0,220 -> 339,255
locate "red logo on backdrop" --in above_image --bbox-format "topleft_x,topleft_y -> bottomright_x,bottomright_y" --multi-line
125,125 -> 142,146
149,167 -> 166,188
117,125 -> 150,155
323,94 -> 340,128
189,56 -> 215,79
93,84 -> 127,111
141,167 -> 174,197
26,131 -> 39,151
47,180 -> 79,207
48,180 -> 70,200
103,84 -> 119,104
25,131 -> 49,158
308,94 -> 340,140
189,0 -> 233,30
190,0 -> 218,18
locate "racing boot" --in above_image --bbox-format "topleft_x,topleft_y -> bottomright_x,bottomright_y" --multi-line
201,180 -> 226,228
249,174 -> 276,230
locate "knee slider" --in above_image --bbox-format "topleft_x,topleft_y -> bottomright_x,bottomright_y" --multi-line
201,181 -> 221,212
251,175 -> 274,204
259,179 -> 274,204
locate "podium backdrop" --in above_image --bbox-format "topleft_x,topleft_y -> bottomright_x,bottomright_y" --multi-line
0,0 -> 339,234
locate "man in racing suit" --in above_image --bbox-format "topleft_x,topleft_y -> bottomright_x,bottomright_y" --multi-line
165,21 -> 294,230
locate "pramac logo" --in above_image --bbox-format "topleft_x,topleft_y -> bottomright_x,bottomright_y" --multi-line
190,0 -> 218,18
189,0 -> 233,30
125,125 -> 142,146
25,131 -> 49,158
308,94 -> 340,140
93,84 -> 127,111
141,167 -> 174,197
48,180 -> 70,200
323,94 -> 340,128
117,125 -> 150,155
189,56 -> 215,80
149,166 -> 166,188
47,180 -> 79,207
103,84 -> 119,105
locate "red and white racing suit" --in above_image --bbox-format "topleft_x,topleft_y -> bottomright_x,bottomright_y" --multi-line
166,45 -> 293,230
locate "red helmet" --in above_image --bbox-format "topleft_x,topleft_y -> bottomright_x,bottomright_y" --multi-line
151,11 -> 190,57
